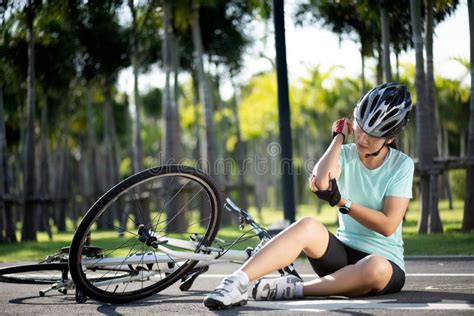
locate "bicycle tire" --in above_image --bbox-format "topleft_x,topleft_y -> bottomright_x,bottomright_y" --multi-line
0,263 -> 68,284
69,165 -> 221,303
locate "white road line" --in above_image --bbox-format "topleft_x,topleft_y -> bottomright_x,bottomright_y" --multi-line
200,273 -> 474,278
407,273 -> 474,276
252,300 -> 474,312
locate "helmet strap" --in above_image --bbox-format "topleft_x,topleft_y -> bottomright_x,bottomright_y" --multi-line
364,141 -> 387,158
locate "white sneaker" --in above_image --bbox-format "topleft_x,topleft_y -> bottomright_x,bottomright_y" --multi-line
203,274 -> 248,309
252,275 -> 302,300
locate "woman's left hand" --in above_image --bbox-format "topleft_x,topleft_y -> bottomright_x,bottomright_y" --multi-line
313,178 -> 342,207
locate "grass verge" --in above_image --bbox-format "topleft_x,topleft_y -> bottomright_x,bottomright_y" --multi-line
0,199 -> 472,262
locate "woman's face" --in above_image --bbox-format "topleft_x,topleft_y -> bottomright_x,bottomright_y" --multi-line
353,120 -> 387,155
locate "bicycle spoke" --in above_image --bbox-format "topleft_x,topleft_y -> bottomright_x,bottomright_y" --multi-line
152,177 -> 192,234
157,188 -> 204,234
150,176 -> 177,225
132,189 -> 146,225
156,215 -> 212,236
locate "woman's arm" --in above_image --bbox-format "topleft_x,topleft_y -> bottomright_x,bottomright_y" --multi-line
309,134 -> 343,191
337,196 -> 409,237
309,118 -> 352,191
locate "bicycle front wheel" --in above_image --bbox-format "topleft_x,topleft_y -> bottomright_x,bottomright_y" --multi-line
0,263 -> 68,284
69,165 -> 221,303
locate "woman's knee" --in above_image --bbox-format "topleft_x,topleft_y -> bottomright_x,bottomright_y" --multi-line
359,255 -> 392,289
294,217 -> 329,257
295,217 -> 325,235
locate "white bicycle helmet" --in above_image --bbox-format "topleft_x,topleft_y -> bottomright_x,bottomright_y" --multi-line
354,83 -> 412,138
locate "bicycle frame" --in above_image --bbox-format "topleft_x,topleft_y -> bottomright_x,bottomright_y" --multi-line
1,196 -> 296,302
81,237 -> 251,268
78,197 -> 268,287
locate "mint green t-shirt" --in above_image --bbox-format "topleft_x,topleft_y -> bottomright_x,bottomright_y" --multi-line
336,143 -> 414,271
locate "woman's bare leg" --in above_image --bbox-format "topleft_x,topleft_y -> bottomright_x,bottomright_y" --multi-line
237,213 -> 393,297
302,255 -> 393,297
239,217 -> 330,281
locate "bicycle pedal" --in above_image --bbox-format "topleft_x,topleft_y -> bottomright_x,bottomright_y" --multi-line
179,266 -> 209,291
75,289 -> 87,304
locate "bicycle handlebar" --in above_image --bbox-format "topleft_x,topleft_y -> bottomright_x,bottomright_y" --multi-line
224,198 -> 251,221
224,198 -> 270,239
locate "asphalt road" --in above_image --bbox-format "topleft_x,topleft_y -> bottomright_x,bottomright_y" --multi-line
1,257 -> 473,315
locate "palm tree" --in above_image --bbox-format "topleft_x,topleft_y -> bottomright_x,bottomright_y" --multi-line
129,0 -> 144,175
463,0 -> 474,231
0,82 -> 8,242
21,0 -> 39,241
379,0 -> 392,82
162,0 -> 186,233
410,0 -> 442,233
191,0 -> 216,177
423,0 -> 443,232
0,1 -> 16,243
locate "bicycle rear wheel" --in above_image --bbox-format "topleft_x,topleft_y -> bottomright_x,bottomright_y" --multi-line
69,165 -> 221,303
0,263 -> 68,284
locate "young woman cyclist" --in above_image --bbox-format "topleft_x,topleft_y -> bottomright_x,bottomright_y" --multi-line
204,82 -> 414,309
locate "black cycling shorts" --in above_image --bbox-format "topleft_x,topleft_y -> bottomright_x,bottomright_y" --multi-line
307,231 -> 405,295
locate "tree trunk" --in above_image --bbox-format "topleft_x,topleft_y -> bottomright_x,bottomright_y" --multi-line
101,82 -> 119,229
231,80 -> 248,210
376,41 -> 383,85
22,4 -> 37,241
108,84 -> 121,187
170,11 -> 183,162
78,137 -> 90,219
396,50 -> 405,152
38,95 -> 52,239
128,1 -> 149,227
162,1 -> 175,164
0,85 -> 5,242
272,0 -> 296,223
56,117 -> 68,232
411,0 -> 432,233
191,0 -> 216,177
162,0 -> 186,233
0,85 -> 14,242
360,48 -> 366,94
214,71 -> 234,226
190,69 -> 201,160
129,0 -> 144,175
86,86 -> 101,201
380,1 -> 392,82
463,0 -> 474,231
424,0 -> 443,232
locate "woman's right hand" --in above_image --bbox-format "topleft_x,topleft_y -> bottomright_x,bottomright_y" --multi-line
332,118 -> 353,141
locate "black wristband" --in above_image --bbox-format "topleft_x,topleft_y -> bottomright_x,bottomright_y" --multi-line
332,132 -> 345,142
314,178 -> 341,207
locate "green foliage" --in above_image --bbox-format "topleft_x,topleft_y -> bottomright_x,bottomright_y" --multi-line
129,0 -> 162,72
74,1 -> 130,83
0,198 -> 472,262
142,88 -> 162,117
238,72 -> 279,140
449,169 -> 466,200
176,0 -> 256,74
237,68 -> 360,143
